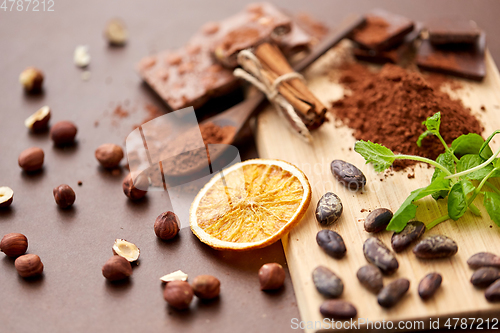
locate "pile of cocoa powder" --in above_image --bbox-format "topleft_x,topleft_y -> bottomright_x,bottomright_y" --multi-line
331,62 -> 483,169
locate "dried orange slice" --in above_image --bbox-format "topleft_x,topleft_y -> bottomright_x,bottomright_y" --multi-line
190,159 -> 311,251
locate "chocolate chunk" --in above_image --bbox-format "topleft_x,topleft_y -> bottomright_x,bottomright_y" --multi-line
416,32 -> 486,81
418,273 -> 442,300
351,9 -> 414,51
391,221 -> 426,252
137,3 -> 320,110
427,17 -> 481,45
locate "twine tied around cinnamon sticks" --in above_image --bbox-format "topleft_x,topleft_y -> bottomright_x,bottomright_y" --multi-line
233,43 -> 326,142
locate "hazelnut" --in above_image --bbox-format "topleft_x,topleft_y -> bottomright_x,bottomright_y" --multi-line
0,233 -> 28,257
192,275 -> 220,300
19,67 -> 44,93
160,270 -> 188,283
50,121 -> 78,146
112,239 -> 140,262
53,184 -> 76,208
0,186 -> 14,208
102,255 -> 132,281
18,147 -> 44,172
95,143 -> 124,169
154,211 -> 180,240
15,254 -> 44,278
104,18 -> 128,46
163,280 -> 193,310
25,106 -> 51,132
122,173 -> 148,200
259,263 -> 286,291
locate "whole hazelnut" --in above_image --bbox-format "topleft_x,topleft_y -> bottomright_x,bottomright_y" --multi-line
259,263 -> 286,291
102,255 -> 133,281
50,121 -> 78,146
154,211 -> 180,240
25,106 -> 51,132
18,147 -> 44,172
53,184 -> 76,208
19,67 -> 44,93
95,143 -> 124,169
122,173 -> 147,200
0,233 -> 28,257
104,18 -> 128,46
15,254 -> 44,278
192,275 -> 220,300
163,280 -> 194,310
0,186 -> 14,208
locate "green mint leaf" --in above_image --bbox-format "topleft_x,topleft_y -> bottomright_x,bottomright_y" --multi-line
417,131 -> 432,147
457,154 -> 495,180
479,130 -> 500,160
431,152 -> 454,200
423,112 -> 441,132
451,133 -> 489,157
354,140 -> 395,172
484,192 -> 500,227
494,159 -> 500,169
387,176 -> 451,232
448,180 -> 472,220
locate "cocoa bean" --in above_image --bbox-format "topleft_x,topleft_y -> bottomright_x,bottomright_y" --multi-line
377,278 -> 410,308
312,266 -> 343,298
391,221 -> 426,252
356,264 -> 383,293
331,160 -> 366,191
363,237 -> 399,275
316,230 -> 346,259
320,300 -> 357,319
315,192 -> 343,226
413,235 -> 458,259
471,267 -> 500,288
467,252 -> 500,269
418,273 -> 442,300
485,279 -> 500,302
364,208 -> 393,233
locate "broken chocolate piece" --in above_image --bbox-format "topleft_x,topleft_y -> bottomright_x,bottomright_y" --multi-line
351,9 -> 414,51
427,17 -> 480,45
416,32 -> 486,81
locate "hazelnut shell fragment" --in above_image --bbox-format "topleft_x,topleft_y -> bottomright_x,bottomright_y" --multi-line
259,263 -> 286,290
95,143 -> 124,169
15,254 -> 44,278
53,184 -> 76,208
154,211 -> 180,240
19,67 -> 44,93
192,275 -> 220,299
25,106 -> 51,132
0,233 -> 28,257
50,121 -> 78,146
112,239 -> 140,262
160,270 -> 188,283
18,147 -> 44,172
122,173 -> 148,200
163,280 -> 194,310
0,187 -> 14,208
102,255 -> 133,281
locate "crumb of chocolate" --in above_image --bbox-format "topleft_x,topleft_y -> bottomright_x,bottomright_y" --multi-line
94,121 -> 99,127
361,208 -> 367,213
407,173 -> 415,179
78,181 -> 83,186
480,105 -> 486,111
113,105 -> 129,118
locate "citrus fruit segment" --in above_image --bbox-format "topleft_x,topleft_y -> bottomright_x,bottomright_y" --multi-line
190,159 -> 311,251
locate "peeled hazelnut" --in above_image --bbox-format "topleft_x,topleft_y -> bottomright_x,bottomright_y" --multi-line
112,239 -> 140,262
259,263 -> 286,291
154,211 -> 180,240
95,143 -> 124,169
53,184 -> 76,208
104,18 -> 128,46
0,186 -> 14,208
163,280 -> 193,310
0,233 -> 28,257
102,255 -> 132,281
192,275 -> 220,299
160,270 -> 188,283
122,173 -> 148,200
18,147 -> 44,172
50,121 -> 78,146
15,254 -> 44,278
25,106 -> 51,132
74,45 -> 90,68
19,67 -> 44,93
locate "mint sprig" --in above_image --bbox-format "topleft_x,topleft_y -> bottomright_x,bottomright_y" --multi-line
354,112 -> 500,232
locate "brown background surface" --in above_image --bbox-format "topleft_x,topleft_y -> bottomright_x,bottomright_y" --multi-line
0,1 -> 499,332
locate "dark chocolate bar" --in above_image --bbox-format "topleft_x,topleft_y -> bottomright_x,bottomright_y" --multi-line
416,32 -> 486,81
427,17 -> 480,45
351,9 -> 414,51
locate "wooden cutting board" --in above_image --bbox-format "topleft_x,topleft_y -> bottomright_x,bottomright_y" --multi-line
255,43 -> 500,332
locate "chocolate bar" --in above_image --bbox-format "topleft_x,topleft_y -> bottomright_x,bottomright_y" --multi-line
427,17 -> 481,45
137,3 -> 321,111
351,9 -> 414,51
353,22 -> 422,64
416,32 -> 486,81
